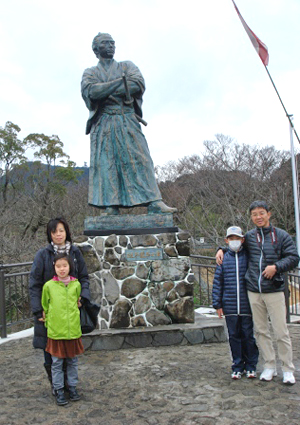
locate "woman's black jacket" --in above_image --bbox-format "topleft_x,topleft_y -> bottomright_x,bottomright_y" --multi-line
29,243 -> 91,349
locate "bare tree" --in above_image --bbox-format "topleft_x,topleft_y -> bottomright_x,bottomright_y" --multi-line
158,134 -> 293,244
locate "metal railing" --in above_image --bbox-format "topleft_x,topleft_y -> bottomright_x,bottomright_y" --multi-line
1,257 -> 299,338
191,254 -> 300,323
0,262 -> 33,338
288,268 -> 300,319
190,254 -> 216,307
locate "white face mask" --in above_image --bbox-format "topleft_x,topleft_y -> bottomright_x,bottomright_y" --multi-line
228,240 -> 242,252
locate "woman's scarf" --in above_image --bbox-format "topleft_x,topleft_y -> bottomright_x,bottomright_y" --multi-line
51,241 -> 71,255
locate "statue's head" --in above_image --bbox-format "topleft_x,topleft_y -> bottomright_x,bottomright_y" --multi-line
92,33 -> 115,59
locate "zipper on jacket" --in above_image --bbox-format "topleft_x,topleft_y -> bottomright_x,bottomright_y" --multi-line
258,228 -> 264,293
236,252 -> 240,315
66,285 -> 71,339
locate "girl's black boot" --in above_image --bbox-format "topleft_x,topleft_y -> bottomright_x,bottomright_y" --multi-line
44,364 -> 55,396
55,388 -> 68,406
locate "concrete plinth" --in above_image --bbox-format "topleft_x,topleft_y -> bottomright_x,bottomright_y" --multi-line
84,213 -> 178,236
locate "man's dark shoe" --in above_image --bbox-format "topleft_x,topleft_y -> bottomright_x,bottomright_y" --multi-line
55,388 -> 68,406
69,386 -> 81,401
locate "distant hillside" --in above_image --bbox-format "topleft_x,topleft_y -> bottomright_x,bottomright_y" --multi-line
1,161 -> 89,186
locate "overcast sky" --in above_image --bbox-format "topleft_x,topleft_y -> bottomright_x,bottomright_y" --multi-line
1,0 -> 299,168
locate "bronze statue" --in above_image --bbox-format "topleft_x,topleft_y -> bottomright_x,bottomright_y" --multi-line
81,33 -> 176,215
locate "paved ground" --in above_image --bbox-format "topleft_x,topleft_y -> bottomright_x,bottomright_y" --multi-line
1,324 -> 300,425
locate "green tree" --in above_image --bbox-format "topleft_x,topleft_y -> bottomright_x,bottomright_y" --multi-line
21,133 -> 83,238
0,121 -> 31,204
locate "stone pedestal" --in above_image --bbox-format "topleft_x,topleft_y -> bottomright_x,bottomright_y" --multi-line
75,229 -> 195,329
84,212 -> 178,235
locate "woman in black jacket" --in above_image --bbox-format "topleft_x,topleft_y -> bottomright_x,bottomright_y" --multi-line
29,217 -> 91,390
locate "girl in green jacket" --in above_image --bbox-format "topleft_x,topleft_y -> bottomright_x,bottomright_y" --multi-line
41,253 -> 83,406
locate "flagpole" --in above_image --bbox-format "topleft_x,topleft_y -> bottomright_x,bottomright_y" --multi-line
264,65 -> 300,253
288,117 -> 300,259
264,66 -> 300,145
263,66 -> 300,254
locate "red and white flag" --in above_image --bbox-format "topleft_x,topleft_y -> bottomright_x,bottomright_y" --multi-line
232,0 -> 269,66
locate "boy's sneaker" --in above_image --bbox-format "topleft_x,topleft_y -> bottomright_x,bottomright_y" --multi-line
246,371 -> 257,379
69,386 -> 81,401
283,372 -> 296,385
231,371 -> 242,380
259,368 -> 277,381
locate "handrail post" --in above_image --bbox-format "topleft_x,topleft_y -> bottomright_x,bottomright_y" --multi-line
284,272 -> 290,324
0,265 -> 7,338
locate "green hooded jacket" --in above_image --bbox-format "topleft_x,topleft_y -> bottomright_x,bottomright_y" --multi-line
42,277 -> 82,340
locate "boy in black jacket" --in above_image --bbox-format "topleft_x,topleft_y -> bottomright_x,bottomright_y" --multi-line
213,226 -> 258,379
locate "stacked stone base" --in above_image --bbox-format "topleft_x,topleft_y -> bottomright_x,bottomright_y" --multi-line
82,315 -> 226,351
75,230 -> 195,329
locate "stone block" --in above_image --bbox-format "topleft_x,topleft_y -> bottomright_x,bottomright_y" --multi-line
163,281 -> 174,292
100,307 -> 109,321
130,234 -> 158,247
177,231 -> 190,241
119,235 -> 128,247
82,336 -> 93,350
104,248 -> 120,265
214,326 -> 227,342
150,258 -> 190,282
183,329 -> 204,345
187,274 -> 195,283
111,266 -> 135,280
73,235 -> 89,243
157,233 -> 177,244
166,288 -> 179,302
131,315 -> 147,327
152,331 -> 183,346
164,245 -> 178,257
149,283 -> 167,310
110,299 -> 132,328
165,297 -> 194,323
136,263 -> 149,279
135,294 -> 152,314
121,277 -> 146,298
124,333 -> 153,348
105,234 -> 118,247
175,281 -> 194,297
176,240 -> 190,256
102,271 -> 120,304
202,328 -> 215,342
89,273 -> 103,304
92,335 -> 125,350
78,244 -> 101,274
146,308 -> 172,326
93,237 -> 105,254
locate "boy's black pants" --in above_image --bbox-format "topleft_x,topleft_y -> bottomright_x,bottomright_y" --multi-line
225,315 -> 259,372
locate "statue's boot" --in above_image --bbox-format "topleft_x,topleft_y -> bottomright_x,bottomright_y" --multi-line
105,206 -> 120,215
148,200 -> 177,214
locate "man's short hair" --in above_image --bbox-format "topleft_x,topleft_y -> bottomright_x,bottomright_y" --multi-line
249,200 -> 269,213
